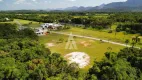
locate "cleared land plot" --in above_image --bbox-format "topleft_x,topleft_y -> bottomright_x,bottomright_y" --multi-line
64,52 -> 90,68
39,33 -> 124,70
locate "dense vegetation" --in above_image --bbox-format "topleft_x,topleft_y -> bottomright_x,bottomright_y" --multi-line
1,23 -> 142,79
116,23 -> 142,34
110,13 -> 142,23
0,23 -> 84,80
1,12 -> 142,31
88,48 -> 142,80
0,12 -> 113,29
0,14 -> 13,22
12,14 -> 112,29
111,13 -> 142,35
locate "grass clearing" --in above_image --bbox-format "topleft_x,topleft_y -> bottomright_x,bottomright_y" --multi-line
0,19 -> 42,28
14,19 -> 42,28
56,27 -> 142,47
0,21 -> 14,24
39,33 -> 124,70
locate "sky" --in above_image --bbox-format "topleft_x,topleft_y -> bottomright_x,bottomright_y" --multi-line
0,0 -> 127,10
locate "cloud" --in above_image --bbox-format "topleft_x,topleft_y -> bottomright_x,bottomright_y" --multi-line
0,0 -> 3,2
14,0 -> 26,4
32,0 -> 37,2
68,0 -> 76,2
44,0 -> 51,3
14,0 -> 37,4
31,0 -> 38,3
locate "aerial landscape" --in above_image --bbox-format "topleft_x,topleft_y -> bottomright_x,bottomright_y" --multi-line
0,0 -> 142,80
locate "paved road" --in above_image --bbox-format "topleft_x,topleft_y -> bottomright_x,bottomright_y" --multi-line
52,31 -> 140,49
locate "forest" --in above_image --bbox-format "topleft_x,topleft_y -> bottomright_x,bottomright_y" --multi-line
1,12 -> 142,33
0,23 -> 84,80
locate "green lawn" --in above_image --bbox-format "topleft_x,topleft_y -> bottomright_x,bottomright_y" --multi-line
39,33 -> 124,70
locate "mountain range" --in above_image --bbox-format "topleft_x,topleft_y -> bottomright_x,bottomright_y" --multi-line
58,0 -> 142,12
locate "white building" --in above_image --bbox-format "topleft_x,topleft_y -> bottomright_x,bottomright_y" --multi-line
5,18 -> 9,21
35,27 -> 48,36
35,23 -> 63,36
41,23 -> 63,30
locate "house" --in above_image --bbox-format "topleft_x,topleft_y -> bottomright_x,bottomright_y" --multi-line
35,27 -> 48,36
41,23 -> 63,30
35,23 -> 63,36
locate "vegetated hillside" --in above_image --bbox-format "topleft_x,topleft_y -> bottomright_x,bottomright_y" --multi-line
101,0 -> 142,11
104,0 -> 142,8
63,0 -> 142,12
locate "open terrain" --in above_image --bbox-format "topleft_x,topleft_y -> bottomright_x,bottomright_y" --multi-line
5,19 -> 141,69
0,19 -> 42,28
14,19 -> 42,28
1,11 -> 142,79
39,33 -> 124,69
12,19 -> 140,69
56,27 -> 142,47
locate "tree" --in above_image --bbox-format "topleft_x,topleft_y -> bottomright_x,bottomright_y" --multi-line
88,47 -> 142,80
0,23 -> 83,80
125,39 -> 130,47
132,36 -> 141,47
123,32 -> 127,40
132,36 -> 141,43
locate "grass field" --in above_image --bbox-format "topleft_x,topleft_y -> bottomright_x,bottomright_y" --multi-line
56,27 -> 142,47
39,33 -> 124,70
14,19 -> 42,28
0,19 -> 42,28
0,21 -> 14,24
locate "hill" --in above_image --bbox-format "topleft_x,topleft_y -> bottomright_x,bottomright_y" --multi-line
62,0 -> 142,12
